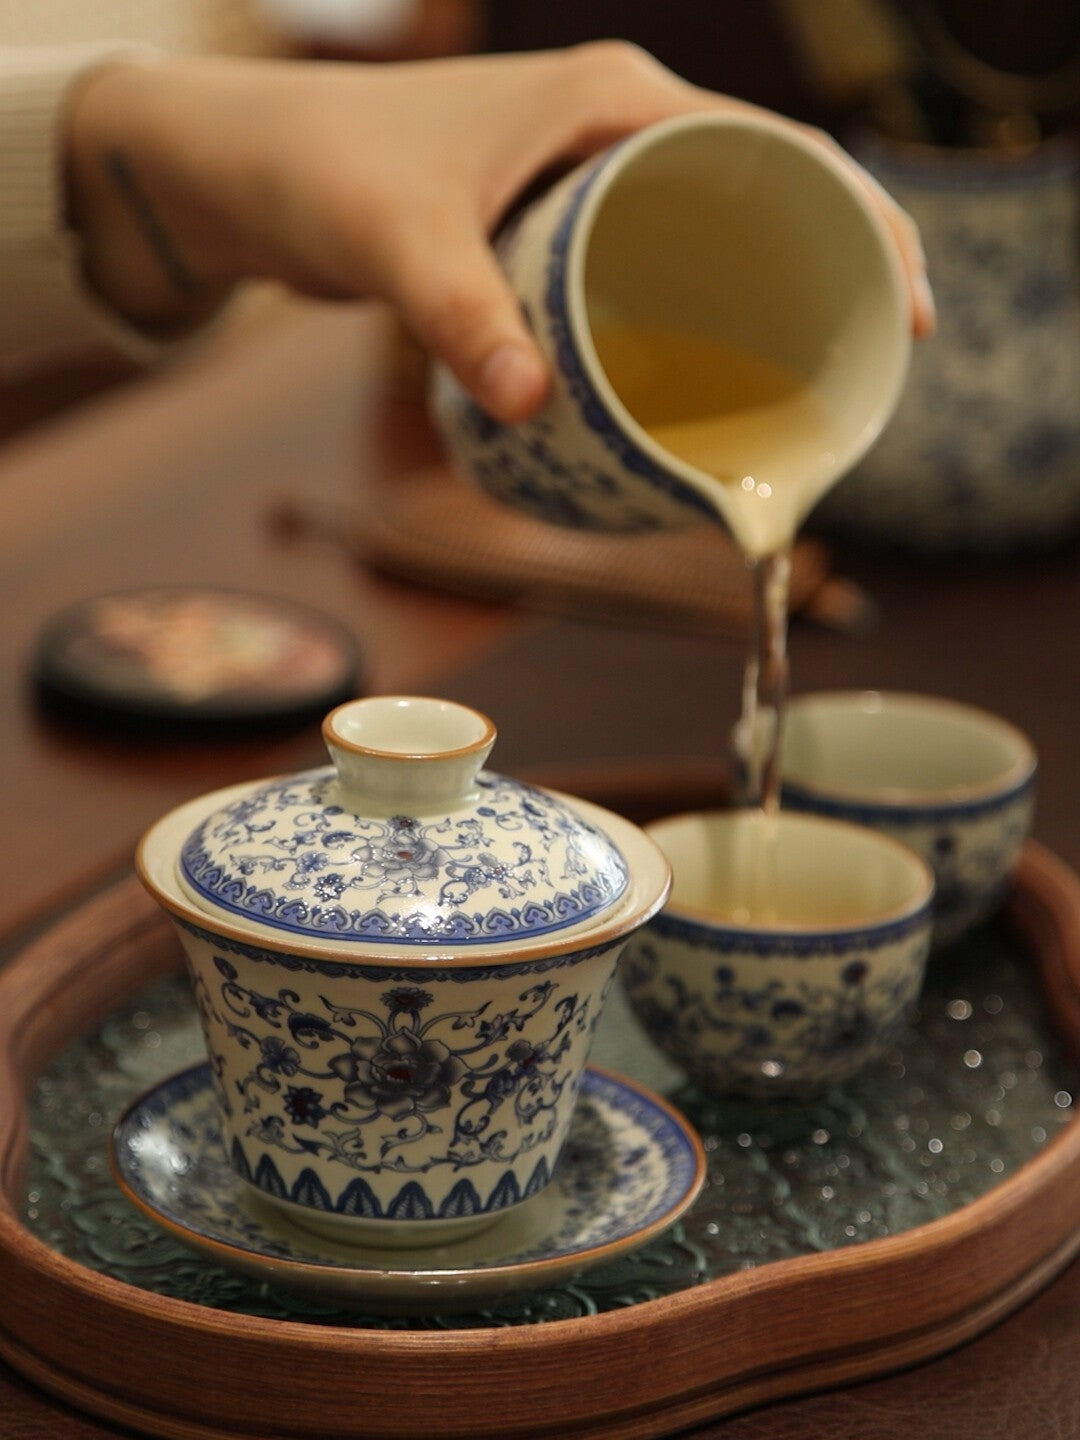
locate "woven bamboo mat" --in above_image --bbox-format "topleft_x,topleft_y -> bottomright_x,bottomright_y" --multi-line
276,466 -> 870,637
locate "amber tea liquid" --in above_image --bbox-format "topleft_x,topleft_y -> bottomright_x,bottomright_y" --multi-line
590,320 -> 845,562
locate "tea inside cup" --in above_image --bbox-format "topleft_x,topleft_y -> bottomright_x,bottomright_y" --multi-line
581,114 -> 912,555
620,808 -> 934,1100
656,807 -> 931,926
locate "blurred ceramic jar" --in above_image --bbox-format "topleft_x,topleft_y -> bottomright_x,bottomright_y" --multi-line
815,133 -> 1080,555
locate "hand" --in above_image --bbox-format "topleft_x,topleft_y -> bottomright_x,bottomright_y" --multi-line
65,43 -> 934,423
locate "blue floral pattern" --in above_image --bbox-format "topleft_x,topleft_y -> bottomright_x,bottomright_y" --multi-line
817,137 -> 1080,554
181,766 -> 628,944
110,1062 -> 704,1307
781,776 -> 1035,949
429,155 -> 715,533
621,909 -> 930,1099
180,922 -> 627,1222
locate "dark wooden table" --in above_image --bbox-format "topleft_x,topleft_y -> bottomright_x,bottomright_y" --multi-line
2,297 -> 1079,1437
0,299 -> 523,938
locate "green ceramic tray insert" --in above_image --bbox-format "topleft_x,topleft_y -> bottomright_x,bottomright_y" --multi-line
23,919 -> 1076,1328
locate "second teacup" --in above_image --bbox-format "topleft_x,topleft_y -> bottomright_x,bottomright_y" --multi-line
772,691 -> 1037,948
620,808 -> 934,1100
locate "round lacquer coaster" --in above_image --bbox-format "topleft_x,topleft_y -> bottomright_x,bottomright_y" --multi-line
32,586 -> 363,735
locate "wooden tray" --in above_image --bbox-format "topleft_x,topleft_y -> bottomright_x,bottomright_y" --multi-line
3,770 -> 1080,1440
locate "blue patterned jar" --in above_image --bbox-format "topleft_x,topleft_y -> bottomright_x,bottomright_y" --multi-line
817,133 -> 1080,554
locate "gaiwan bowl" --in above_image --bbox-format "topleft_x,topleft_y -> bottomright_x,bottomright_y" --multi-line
620,809 -> 934,1100
137,695 -> 670,1247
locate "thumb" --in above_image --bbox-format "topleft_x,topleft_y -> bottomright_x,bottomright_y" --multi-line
385,216 -> 551,424
474,336 -> 552,425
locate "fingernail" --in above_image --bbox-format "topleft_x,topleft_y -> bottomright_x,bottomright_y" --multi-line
478,344 -> 548,422
913,268 -> 937,337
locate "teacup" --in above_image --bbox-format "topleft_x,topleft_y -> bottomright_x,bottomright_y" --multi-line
770,690 -> 1037,948
431,110 -> 912,558
137,695 -> 671,1247
619,808 -> 934,1099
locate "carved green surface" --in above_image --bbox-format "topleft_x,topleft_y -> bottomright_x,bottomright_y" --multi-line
23,921 -> 1076,1328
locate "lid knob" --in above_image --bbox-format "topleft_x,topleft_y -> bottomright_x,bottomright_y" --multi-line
322,696 -> 496,814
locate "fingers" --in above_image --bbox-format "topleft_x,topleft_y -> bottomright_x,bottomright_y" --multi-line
535,41 -> 726,154
810,131 -> 936,339
383,210 -> 551,423
879,199 -> 937,339
503,52 -> 935,347
476,342 -> 551,424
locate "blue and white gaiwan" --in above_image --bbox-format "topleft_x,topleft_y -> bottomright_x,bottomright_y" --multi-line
137,696 -> 671,1248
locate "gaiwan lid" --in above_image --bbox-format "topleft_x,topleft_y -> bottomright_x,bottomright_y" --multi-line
174,695 -> 630,948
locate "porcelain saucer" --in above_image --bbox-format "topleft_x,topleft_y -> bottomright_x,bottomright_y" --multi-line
110,1063 -> 705,1313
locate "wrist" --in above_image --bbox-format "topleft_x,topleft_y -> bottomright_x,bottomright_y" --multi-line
64,58 -> 236,337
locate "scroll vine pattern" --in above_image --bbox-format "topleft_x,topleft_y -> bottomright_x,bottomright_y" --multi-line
192,957 -> 596,1210
181,770 -> 627,944
621,940 -> 925,1085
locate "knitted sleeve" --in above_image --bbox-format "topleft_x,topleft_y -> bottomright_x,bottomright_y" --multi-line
0,44 -> 176,379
